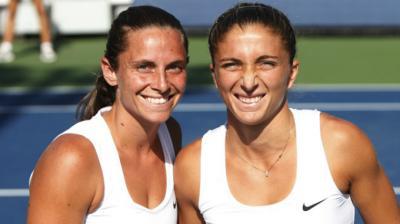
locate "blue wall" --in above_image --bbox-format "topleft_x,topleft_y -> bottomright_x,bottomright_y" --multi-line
134,0 -> 400,27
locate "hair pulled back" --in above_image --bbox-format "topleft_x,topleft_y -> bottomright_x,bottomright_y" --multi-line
76,5 -> 188,121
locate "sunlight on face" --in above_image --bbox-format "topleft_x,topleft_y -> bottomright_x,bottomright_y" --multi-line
212,24 -> 298,126
114,27 -> 187,124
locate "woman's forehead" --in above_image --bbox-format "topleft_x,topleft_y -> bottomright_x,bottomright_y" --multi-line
213,24 -> 289,61
217,24 -> 283,49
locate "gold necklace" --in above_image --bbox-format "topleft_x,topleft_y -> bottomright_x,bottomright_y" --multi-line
231,121 -> 293,178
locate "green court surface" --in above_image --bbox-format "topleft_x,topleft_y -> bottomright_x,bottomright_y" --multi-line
1,36 -> 400,88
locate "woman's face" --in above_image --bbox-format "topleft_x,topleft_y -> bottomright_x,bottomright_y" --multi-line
105,27 -> 187,124
211,23 -> 298,126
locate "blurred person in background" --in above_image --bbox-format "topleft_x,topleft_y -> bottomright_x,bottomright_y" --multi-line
0,0 -> 56,63
174,2 -> 400,224
27,5 -> 188,223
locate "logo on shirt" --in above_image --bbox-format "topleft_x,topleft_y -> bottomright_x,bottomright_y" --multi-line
302,198 -> 327,211
173,201 -> 177,209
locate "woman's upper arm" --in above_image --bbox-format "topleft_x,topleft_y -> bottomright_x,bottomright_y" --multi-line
321,113 -> 400,223
27,134 -> 101,224
344,131 -> 400,223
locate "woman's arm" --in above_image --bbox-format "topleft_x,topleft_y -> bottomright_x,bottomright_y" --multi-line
321,113 -> 400,223
27,134 -> 102,224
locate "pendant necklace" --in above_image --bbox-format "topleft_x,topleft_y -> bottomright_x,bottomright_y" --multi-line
231,121 -> 293,178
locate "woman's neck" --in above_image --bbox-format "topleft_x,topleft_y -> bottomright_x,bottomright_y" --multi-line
226,105 -> 293,155
103,104 -> 160,154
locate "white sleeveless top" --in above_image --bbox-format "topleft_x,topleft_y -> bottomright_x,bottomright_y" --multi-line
60,107 -> 177,224
199,109 -> 355,224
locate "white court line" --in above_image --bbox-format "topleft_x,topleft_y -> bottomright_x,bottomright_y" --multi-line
0,189 -> 29,197
176,102 -> 400,112
292,83 -> 400,91
1,83 -> 400,94
176,103 -> 225,112
1,102 -> 400,113
0,86 -> 92,94
0,187 -> 399,197
289,102 -> 400,111
0,105 -> 77,113
395,187 -> 400,195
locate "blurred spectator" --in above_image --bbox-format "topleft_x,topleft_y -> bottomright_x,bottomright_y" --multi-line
0,0 -> 56,63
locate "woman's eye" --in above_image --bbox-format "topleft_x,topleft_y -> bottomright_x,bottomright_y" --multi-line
259,61 -> 276,69
167,64 -> 184,74
221,62 -> 239,71
137,64 -> 153,73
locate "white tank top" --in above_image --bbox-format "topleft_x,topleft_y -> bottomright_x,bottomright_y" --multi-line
199,109 -> 355,224
61,107 -> 177,224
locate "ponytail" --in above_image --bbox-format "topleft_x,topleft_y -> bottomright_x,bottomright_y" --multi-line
76,74 -> 116,121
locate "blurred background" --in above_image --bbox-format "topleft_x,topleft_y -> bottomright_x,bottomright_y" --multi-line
1,0 -> 400,87
0,0 -> 399,223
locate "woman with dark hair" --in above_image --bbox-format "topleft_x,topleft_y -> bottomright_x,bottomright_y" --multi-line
174,2 -> 399,223
27,5 -> 188,223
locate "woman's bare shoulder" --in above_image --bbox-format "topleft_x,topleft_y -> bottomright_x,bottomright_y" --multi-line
28,134 -> 102,221
320,112 -> 373,151
320,112 -> 378,180
30,133 -> 101,196
37,134 -> 99,171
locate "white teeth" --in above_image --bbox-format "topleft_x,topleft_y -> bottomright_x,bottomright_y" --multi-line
238,96 -> 261,104
144,97 -> 168,104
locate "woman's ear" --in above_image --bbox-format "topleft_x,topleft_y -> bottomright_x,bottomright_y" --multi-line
101,57 -> 118,86
287,60 -> 299,89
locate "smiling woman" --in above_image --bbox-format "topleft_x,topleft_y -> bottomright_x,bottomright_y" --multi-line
211,24 -> 297,126
174,2 -> 400,224
100,27 -> 187,124
27,5 -> 188,224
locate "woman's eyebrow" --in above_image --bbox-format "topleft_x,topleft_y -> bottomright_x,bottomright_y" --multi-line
127,60 -> 155,67
218,58 -> 241,63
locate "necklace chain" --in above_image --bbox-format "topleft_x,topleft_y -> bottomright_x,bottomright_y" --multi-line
231,120 -> 293,178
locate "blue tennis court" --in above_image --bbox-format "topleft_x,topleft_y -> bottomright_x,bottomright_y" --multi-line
0,85 -> 399,223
